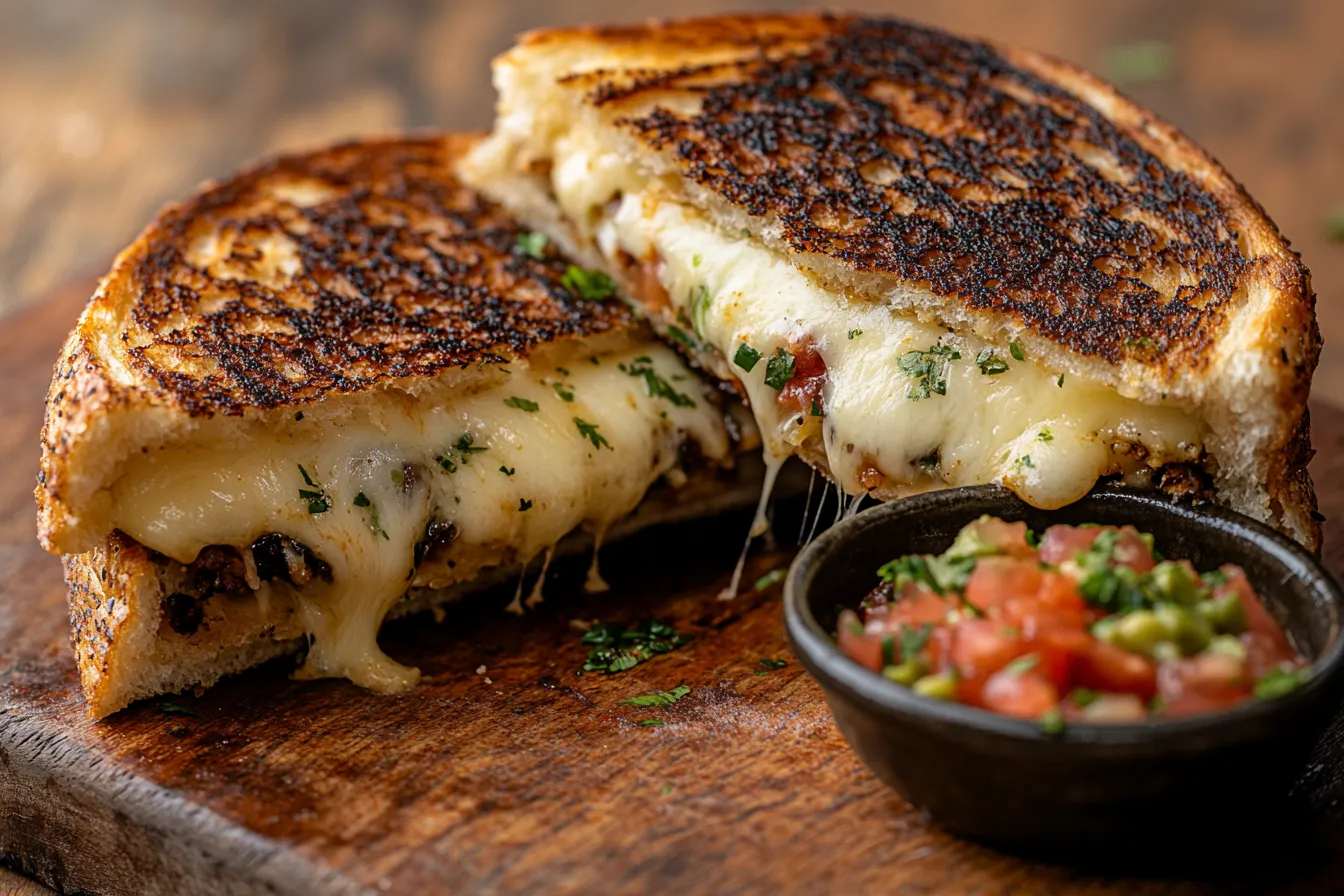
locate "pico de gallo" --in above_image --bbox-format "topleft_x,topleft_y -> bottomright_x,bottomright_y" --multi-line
837,516 -> 1311,728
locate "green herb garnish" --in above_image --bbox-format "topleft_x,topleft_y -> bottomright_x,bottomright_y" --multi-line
639,719 -> 666,727
898,343 -> 961,400
574,417 -> 612,450
297,465 -> 330,513
1037,428 -> 1053,443
1002,654 -> 1040,677
899,623 -> 933,660
619,358 -> 696,407
759,658 -> 789,670
1039,707 -> 1065,735
553,383 -> 575,402
623,684 -> 691,707
848,328 -> 863,339
562,265 -> 616,301
159,702 -> 197,717
499,465 -> 515,476
352,492 -> 389,540
975,348 -> 1009,375
504,396 -> 539,412
1009,341 -> 1025,361
515,231 -> 549,259
764,348 -> 796,390
689,284 -> 712,338
1254,666 -> 1311,700
1056,373 -> 1065,388
581,618 -> 690,674
733,343 -> 762,372
753,568 -> 787,591
519,498 -> 533,511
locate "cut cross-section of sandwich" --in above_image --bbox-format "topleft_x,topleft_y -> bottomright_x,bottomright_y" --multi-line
463,12 -> 1321,547
36,134 -> 765,718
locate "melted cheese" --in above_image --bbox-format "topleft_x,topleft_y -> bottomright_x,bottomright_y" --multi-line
544,129 -> 1204,510
108,341 -> 733,692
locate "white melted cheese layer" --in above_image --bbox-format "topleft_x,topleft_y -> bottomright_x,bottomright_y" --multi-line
108,342 -> 731,692
544,135 -> 1203,508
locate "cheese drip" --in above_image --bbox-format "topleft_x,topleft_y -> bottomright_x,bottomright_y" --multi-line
107,341 -> 733,692
542,133 -> 1205,510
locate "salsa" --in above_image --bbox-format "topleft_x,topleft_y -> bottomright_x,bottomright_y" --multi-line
837,516 -> 1311,727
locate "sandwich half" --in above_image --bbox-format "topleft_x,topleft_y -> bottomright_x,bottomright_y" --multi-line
463,12 -> 1321,547
37,134 -> 762,717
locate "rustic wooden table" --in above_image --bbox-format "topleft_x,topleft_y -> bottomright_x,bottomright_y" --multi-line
1,2 -> 1342,893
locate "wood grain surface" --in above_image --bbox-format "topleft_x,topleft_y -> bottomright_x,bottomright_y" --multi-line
5,285 -> 1344,895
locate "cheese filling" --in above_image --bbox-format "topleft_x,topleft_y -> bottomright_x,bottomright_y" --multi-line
536,130 -> 1205,511
107,340 -> 735,692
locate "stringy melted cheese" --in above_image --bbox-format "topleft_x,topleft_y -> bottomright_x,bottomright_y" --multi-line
108,341 -> 732,692
542,127 -> 1204,509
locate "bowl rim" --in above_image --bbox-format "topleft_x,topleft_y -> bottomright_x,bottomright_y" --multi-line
783,484 -> 1344,747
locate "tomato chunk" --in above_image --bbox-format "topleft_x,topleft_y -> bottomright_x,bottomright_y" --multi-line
980,669 -> 1059,719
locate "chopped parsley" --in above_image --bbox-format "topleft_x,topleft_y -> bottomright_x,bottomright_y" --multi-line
390,467 -> 405,487
733,343 -> 762,372
1009,341 -> 1025,361
561,265 -> 616,301
753,568 -> 787,591
1037,428 -> 1054,443
622,684 -> 691,707
499,465 -> 515,476
917,449 -> 940,472
848,328 -> 863,339
619,358 -> 696,407
1254,666 -> 1311,700
898,343 -> 961,400
574,416 -> 612,450
691,253 -> 702,268
553,382 -> 574,402
689,284 -> 713,338
515,231 -> 548,259
900,623 -> 933,659
1056,373 -> 1065,388
666,325 -> 699,351
878,554 -> 977,596
1002,653 -> 1040,677
1017,455 -> 1035,469
759,658 -> 789,670
504,396 -> 539,412
1125,335 -> 1156,353
159,702 -> 197,717
764,348 -> 796,390
1039,707 -> 1065,735
581,618 -> 690,674
353,492 -> 389,540
297,465 -> 330,514
519,498 -> 533,511
436,432 -> 488,473
809,398 -> 823,416
975,347 -> 1009,375
639,719 -> 666,727
556,366 -> 571,377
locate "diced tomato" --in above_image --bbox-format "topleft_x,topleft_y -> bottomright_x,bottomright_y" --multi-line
1157,652 -> 1251,715
886,585 -> 954,627
836,610 -> 886,672
1218,567 -> 1294,664
949,618 -> 1028,683
966,557 -> 1043,613
1036,524 -> 1154,572
1111,527 -> 1156,573
778,338 -> 828,416
1037,525 -> 1100,566
1032,572 -> 1089,628
1073,640 -> 1157,701
962,517 -> 1036,558
980,669 -> 1059,719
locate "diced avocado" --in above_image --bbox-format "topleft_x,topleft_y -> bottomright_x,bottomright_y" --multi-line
1148,561 -> 1201,606
883,659 -> 927,686
912,672 -> 958,701
1196,591 -> 1246,635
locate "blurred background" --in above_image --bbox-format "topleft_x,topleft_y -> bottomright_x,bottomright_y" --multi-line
1,0 -> 1341,393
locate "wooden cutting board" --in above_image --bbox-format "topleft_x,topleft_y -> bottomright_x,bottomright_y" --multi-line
5,282 -> 1344,896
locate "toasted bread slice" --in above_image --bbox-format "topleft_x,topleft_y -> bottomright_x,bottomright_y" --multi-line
464,13 -> 1320,547
39,134 -> 765,717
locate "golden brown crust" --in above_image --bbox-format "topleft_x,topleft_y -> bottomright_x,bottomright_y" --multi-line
37,134 -> 635,552
537,13 -> 1308,375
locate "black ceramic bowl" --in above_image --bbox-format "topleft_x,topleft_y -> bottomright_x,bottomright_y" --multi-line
784,484 -> 1344,859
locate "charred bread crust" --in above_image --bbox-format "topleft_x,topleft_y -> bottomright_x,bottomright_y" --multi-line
37,134 -> 641,554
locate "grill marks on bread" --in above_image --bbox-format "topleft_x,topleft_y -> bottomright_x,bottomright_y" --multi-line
122,136 -> 631,416
571,15 -> 1259,367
